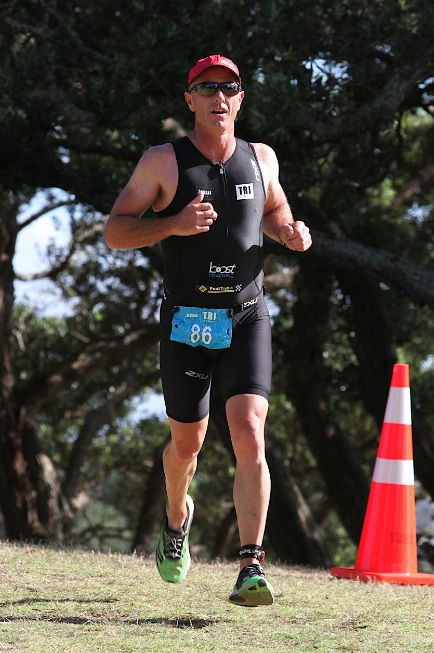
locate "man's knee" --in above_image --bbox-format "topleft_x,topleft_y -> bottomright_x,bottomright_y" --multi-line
164,438 -> 200,464
166,417 -> 208,462
231,426 -> 266,461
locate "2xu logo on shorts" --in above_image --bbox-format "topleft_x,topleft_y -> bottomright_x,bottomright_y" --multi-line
242,296 -> 258,309
185,370 -> 209,380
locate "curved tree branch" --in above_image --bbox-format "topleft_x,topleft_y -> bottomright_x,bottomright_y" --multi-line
18,199 -> 75,231
19,323 -> 161,413
15,221 -> 106,282
266,232 -> 434,308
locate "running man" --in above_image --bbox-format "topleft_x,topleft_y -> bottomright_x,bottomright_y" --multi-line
105,54 -> 312,606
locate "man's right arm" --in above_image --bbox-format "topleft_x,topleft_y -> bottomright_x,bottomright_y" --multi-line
105,144 -> 218,250
105,145 -> 177,249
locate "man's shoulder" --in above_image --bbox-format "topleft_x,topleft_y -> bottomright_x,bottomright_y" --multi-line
133,142 -> 179,212
141,141 -> 176,166
135,142 -> 178,184
234,139 -> 276,163
247,143 -> 279,192
249,141 -> 276,159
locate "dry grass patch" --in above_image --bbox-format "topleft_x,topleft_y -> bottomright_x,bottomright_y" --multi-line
1,543 -> 434,652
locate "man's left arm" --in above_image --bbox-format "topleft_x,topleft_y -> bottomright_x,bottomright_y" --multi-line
256,143 -> 312,252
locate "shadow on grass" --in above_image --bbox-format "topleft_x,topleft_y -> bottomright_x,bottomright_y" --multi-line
0,598 -> 223,628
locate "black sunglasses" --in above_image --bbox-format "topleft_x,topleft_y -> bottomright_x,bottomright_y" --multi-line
189,81 -> 242,97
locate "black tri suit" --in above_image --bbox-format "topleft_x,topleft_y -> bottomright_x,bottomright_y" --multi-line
156,136 -> 272,422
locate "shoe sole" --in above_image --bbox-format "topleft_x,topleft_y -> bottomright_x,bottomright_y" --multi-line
184,494 -> 195,536
229,577 -> 274,607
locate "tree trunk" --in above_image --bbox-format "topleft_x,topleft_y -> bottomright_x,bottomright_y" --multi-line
339,273 -> 396,424
0,204 -> 71,542
132,438 -> 168,554
0,411 -> 69,541
266,437 -> 330,566
340,272 -> 434,504
286,260 -> 370,544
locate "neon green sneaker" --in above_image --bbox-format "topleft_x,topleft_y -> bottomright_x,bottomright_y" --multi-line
228,564 -> 274,607
155,495 -> 194,583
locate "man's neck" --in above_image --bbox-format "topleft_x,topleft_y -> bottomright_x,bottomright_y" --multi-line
188,127 -> 236,164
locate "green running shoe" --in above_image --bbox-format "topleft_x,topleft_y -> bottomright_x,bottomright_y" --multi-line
155,495 -> 194,583
228,564 -> 274,607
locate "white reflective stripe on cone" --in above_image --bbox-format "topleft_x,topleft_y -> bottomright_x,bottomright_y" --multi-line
372,457 -> 414,486
384,387 -> 412,425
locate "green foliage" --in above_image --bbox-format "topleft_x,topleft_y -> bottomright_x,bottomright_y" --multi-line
2,0 -> 434,561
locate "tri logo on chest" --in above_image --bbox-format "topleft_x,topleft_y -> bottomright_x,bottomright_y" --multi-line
235,183 -> 254,200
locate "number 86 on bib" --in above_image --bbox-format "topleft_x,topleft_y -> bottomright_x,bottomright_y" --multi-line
170,306 -> 233,350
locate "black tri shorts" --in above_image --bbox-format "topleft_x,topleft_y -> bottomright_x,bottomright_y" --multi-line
159,293 -> 272,423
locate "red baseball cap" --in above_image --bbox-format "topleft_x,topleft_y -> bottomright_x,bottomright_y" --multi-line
188,54 -> 241,87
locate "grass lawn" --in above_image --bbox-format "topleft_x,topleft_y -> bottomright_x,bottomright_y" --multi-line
1,542 -> 434,652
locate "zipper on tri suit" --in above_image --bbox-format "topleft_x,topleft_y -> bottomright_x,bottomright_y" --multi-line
219,164 -> 229,258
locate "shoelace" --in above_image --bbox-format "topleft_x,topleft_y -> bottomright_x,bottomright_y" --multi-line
163,530 -> 185,559
237,564 -> 265,588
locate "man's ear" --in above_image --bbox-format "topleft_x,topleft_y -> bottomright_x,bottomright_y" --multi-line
184,91 -> 195,113
235,90 -> 245,114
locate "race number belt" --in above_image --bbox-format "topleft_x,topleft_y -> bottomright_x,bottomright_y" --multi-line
167,289 -> 263,350
170,306 -> 233,349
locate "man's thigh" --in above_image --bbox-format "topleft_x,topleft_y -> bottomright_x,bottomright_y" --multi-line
215,297 -> 272,403
160,298 -> 213,423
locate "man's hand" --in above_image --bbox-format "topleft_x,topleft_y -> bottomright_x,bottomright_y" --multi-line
174,191 -> 218,236
279,221 -> 312,252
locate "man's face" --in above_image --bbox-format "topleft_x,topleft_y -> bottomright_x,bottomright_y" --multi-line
185,66 -> 244,130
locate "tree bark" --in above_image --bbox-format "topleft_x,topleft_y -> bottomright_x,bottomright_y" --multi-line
1,204 -> 162,542
338,272 -> 434,507
0,208 -> 68,540
267,229 -> 434,310
131,438 -> 168,554
266,437 -> 330,566
285,260 -> 370,544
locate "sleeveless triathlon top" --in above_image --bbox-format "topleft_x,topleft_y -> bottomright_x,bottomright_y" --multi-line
156,137 -> 266,309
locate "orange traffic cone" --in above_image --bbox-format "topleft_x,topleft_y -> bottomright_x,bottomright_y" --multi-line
331,363 -> 434,584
